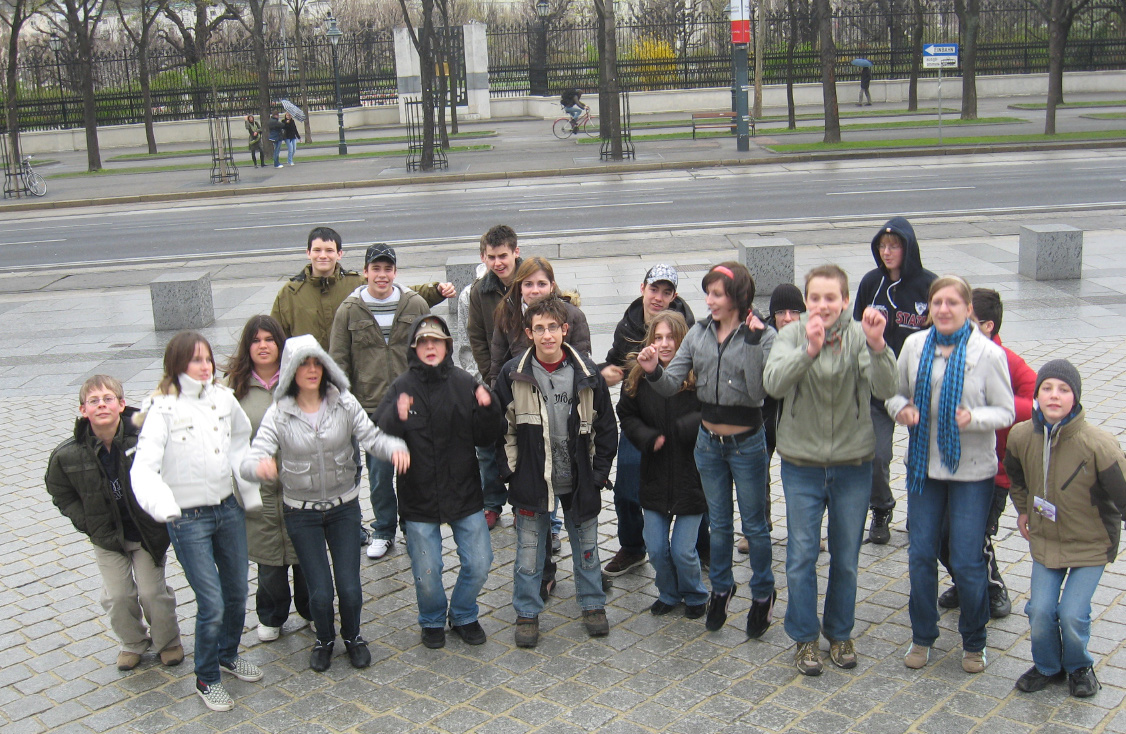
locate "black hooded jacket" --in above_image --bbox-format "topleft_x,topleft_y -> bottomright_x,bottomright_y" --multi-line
376,316 -> 506,523
852,216 -> 937,356
602,296 -> 695,369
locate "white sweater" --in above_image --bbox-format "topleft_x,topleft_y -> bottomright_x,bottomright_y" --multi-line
131,374 -> 262,523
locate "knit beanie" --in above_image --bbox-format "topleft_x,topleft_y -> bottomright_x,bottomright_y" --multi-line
1035,359 -> 1082,405
769,283 -> 806,317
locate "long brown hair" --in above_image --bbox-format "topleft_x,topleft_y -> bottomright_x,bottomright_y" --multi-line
701,261 -> 755,322
158,331 -> 213,396
493,256 -> 557,335
624,311 -> 694,397
225,315 -> 285,400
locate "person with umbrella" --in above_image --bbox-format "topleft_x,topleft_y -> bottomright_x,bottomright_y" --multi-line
853,58 -> 873,106
282,112 -> 301,167
267,112 -> 285,169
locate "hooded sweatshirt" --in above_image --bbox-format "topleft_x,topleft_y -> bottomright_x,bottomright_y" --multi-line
853,217 -> 937,356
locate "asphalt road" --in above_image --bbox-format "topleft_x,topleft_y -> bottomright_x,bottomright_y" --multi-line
2,150 -> 1124,270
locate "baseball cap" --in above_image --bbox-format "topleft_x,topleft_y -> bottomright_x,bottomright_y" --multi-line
411,316 -> 451,347
365,243 -> 397,266
644,263 -> 678,289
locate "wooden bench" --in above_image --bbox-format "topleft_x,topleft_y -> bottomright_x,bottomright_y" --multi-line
691,111 -> 755,139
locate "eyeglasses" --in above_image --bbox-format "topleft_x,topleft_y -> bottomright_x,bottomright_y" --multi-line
84,396 -> 119,407
877,242 -> 903,252
530,324 -> 562,336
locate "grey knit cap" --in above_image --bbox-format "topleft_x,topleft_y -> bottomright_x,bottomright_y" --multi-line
1035,359 -> 1081,405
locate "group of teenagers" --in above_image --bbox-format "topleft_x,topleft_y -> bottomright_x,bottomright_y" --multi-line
45,219 -> 1126,713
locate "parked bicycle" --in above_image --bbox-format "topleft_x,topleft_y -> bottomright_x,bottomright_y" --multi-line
552,109 -> 599,139
20,155 -> 46,197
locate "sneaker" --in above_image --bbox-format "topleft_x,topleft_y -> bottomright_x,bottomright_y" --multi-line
196,679 -> 233,711
904,643 -> 930,669
736,536 -> 750,554
485,510 -> 500,530
274,164 -> 283,168
220,656 -> 263,682
450,620 -> 486,646
421,627 -> 446,649
962,649 -> 988,673
794,641 -> 823,676
650,600 -> 678,616
515,616 -> 539,648
367,538 -> 391,559
551,533 -> 561,554
746,590 -> 776,638
868,508 -> 892,545
310,640 -> 333,672
705,584 -> 736,632
938,584 -> 960,609
603,549 -> 646,577
116,650 -> 142,671
989,585 -> 1012,618
1068,666 -> 1100,697
582,609 -> 610,637
343,636 -> 371,668
288,162 -> 295,166
257,624 -> 281,642
160,644 -> 184,667
1016,665 -> 1066,692
829,639 -> 857,669
685,603 -> 707,619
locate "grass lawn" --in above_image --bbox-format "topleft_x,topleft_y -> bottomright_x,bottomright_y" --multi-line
108,132 -> 496,161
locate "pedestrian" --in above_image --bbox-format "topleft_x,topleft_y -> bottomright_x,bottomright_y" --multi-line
886,275 -> 1015,674
282,111 -> 301,166
131,332 -> 264,712
636,262 -> 776,637
242,335 -> 409,672
46,375 -> 183,673
376,315 -> 505,649
859,65 -> 873,106
854,217 -> 937,545
245,115 -> 263,168
617,311 -> 708,619
763,265 -> 898,676
1006,359 -> 1126,698
225,315 -> 312,643
496,296 -> 618,648
267,112 -> 285,168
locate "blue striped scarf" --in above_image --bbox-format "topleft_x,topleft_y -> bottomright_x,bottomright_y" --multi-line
906,321 -> 972,494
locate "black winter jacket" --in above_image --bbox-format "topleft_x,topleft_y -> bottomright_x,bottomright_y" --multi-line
377,316 -> 505,523
495,343 -> 618,525
602,296 -> 695,369
45,407 -> 170,562
617,381 -> 706,516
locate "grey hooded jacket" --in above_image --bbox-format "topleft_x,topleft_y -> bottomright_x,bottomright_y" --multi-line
240,334 -> 407,506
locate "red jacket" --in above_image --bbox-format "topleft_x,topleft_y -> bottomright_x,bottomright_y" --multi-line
993,334 -> 1036,488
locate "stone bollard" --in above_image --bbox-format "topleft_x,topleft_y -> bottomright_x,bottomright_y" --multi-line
149,271 -> 214,331
738,238 -> 795,310
1018,225 -> 1083,281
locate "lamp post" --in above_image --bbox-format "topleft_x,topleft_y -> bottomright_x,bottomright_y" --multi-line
326,14 -> 347,155
530,0 -> 550,96
49,34 -> 67,128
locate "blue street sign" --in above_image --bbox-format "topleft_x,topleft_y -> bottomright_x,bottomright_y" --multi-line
923,44 -> 959,56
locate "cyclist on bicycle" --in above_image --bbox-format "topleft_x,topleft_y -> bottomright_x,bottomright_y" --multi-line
561,89 -> 589,133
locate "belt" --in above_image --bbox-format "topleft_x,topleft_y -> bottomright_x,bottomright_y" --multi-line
701,426 -> 757,444
283,486 -> 360,512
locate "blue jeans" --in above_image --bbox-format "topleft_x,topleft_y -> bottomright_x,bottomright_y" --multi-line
166,494 -> 248,685
477,446 -> 507,513
513,505 -> 604,618
694,426 -> 774,599
284,498 -> 363,643
270,138 -> 282,166
404,512 -> 493,628
642,509 -> 707,607
907,476 -> 993,652
285,138 -> 296,164
1027,562 -> 1103,674
367,454 -> 397,541
614,432 -> 645,555
564,105 -> 583,122
780,460 -> 871,643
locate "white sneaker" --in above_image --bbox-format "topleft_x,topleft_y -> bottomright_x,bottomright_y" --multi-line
288,162 -> 295,166
257,624 -> 280,642
367,538 -> 391,559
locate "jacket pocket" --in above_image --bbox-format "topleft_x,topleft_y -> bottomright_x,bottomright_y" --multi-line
333,447 -> 355,486
280,459 -> 313,492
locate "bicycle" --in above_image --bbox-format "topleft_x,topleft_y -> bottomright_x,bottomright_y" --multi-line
20,155 -> 47,197
552,108 -> 599,139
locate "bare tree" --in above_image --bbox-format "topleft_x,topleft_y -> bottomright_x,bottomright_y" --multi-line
955,0 -> 980,119
53,0 -> 107,171
593,0 -> 623,160
114,0 -> 166,154
907,0 -> 923,110
814,0 -> 839,142
161,0 -> 239,68
1028,0 -> 1094,133
398,0 -> 439,169
2,0 -> 50,167
284,0 -> 314,142
227,0 -> 274,159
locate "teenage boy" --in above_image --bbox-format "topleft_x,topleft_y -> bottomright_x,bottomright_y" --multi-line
937,288 -> 1036,618
45,376 -> 183,672
377,315 -> 505,649
272,226 -> 454,351
467,225 -> 521,529
853,216 -> 936,544
600,264 -> 696,577
496,297 -> 618,648
330,244 -> 432,560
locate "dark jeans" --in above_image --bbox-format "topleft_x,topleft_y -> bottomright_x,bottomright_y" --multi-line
284,498 -> 363,643
869,402 -> 896,512
256,563 -> 311,628
478,445 -> 507,513
613,432 -> 645,555
939,482 -> 1008,591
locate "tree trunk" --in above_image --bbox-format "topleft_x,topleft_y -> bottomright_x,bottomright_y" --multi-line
907,0 -> 923,111
956,0 -> 979,120
1045,0 -> 1067,134
815,0 -> 840,143
139,40 -> 157,154
5,17 -> 22,170
420,0 -> 436,170
786,0 -> 796,129
251,2 -> 273,161
595,0 -> 622,160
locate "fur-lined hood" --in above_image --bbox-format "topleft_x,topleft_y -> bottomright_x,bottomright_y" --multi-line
276,334 -> 351,400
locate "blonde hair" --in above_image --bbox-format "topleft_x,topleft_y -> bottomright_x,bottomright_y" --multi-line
624,311 -> 695,397
925,275 -> 978,328
79,375 -> 124,405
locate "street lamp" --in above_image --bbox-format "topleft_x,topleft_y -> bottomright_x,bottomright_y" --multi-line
48,33 -> 67,128
530,0 -> 550,96
326,14 -> 347,155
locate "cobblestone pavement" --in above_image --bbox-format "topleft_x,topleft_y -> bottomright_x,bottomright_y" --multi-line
3,225 -> 1126,733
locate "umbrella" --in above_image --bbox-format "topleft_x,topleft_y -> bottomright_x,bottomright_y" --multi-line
851,58 -> 873,68
279,99 -> 307,122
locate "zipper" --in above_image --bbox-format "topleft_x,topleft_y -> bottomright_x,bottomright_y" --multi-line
1059,460 -> 1088,493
